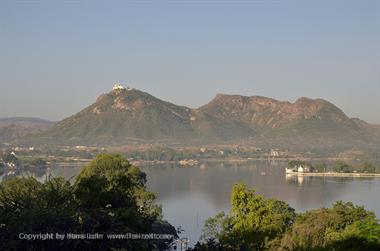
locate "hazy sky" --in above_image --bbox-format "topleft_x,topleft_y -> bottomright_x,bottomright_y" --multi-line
0,0 -> 379,123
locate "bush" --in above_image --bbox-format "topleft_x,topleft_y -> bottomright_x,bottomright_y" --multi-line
194,184 -> 380,251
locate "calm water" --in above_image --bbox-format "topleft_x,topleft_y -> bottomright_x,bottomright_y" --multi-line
2,161 -> 380,245
140,161 -> 380,244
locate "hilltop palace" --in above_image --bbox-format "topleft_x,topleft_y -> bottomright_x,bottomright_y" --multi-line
113,83 -> 133,91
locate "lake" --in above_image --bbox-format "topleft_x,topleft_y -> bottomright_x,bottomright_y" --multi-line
2,160 -> 380,245
140,161 -> 380,244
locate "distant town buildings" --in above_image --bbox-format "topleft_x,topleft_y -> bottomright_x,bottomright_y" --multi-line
270,149 -> 280,157
270,149 -> 288,158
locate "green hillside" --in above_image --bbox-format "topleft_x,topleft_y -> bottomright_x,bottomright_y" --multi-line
27,86 -> 380,150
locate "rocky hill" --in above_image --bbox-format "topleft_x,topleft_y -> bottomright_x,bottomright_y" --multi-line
199,94 -> 377,149
29,86 -> 380,150
36,88 -> 254,145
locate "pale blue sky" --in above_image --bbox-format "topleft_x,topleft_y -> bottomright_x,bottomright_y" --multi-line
0,0 -> 379,123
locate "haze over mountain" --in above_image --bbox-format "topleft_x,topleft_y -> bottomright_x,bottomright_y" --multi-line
30,86 -> 379,150
0,117 -> 54,142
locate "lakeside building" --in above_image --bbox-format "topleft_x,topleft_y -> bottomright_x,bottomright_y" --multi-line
269,149 -> 288,158
297,165 -> 310,173
286,165 -> 310,173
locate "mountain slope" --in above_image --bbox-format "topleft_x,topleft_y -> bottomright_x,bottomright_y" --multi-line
46,89 -> 194,141
199,94 -> 376,149
31,87 -> 379,149
0,117 -> 54,142
38,88 -> 254,145
199,95 -> 358,131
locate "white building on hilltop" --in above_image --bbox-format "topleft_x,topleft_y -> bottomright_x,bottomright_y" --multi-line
113,83 -> 126,90
113,83 -> 134,91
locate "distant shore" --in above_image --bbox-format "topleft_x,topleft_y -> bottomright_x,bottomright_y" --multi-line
286,172 -> 380,178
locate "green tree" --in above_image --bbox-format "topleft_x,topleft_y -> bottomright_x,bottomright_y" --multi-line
73,153 -> 171,250
334,161 -> 353,173
288,160 -> 306,169
313,163 -> 327,173
201,183 -> 296,251
195,185 -> 380,251
0,177 -> 79,250
279,201 -> 380,251
324,218 -> 380,251
361,161 -> 376,173
0,153 -> 176,251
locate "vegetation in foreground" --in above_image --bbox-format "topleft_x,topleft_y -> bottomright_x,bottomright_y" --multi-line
192,183 -> 380,251
0,153 -> 176,251
1,153 -> 379,251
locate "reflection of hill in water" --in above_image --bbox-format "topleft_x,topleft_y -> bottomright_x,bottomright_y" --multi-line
142,161 -> 380,213
2,161 -> 379,216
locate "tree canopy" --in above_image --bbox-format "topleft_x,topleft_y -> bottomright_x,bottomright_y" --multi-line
194,183 -> 380,251
0,153 -> 176,251
200,183 -> 296,250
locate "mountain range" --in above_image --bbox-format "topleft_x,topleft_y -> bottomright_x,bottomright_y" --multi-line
25,86 -> 379,151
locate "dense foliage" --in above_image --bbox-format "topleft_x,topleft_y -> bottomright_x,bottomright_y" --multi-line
0,153 -> 176,251
280,202 -> 380,251
198,183 -> 296,250
193,183 -> 380,251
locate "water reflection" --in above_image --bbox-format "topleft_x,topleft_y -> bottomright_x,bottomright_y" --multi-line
285,174 -> 311,186
141,161 -> 380,245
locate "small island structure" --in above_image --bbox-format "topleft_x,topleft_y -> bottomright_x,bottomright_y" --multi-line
285,162 -> 380,178
286,164 -> 310,174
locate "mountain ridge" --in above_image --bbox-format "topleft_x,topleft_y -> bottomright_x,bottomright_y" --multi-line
24,86 -> 380,150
